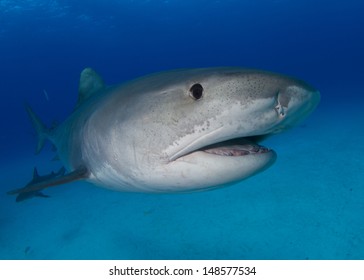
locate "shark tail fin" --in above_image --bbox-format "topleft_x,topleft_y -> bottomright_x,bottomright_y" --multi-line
24,103 -> 50,154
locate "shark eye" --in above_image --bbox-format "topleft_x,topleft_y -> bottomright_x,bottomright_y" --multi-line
189,83 -> 204,100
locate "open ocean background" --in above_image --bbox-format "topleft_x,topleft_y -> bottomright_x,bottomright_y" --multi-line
0,0 -> 363,260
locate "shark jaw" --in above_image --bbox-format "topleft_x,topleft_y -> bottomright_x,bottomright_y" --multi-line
172,136 -> 272,160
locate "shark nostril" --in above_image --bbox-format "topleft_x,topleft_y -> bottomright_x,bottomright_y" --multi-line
275,91 -> 287,118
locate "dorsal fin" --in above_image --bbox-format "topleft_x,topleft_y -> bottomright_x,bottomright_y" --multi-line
76,68 -> 105,108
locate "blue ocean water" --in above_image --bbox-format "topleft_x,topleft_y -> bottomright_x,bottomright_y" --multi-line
0,0 -> 363,260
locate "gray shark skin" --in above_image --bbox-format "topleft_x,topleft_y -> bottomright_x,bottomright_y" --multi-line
8,67 -> 320,199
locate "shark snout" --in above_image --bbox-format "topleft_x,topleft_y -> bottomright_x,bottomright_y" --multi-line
293,86 -> 320,116
274,83 -> 320,131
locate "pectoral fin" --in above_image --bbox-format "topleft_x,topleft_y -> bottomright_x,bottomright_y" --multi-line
7,166 -> 89,202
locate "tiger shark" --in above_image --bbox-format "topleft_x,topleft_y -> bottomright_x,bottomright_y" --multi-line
8,67 -> 320,201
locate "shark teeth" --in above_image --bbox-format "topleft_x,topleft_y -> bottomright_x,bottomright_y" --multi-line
203,144 -> 270,157
202,142 -> 271,157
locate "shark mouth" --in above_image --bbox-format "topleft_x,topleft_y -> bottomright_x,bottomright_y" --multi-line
170,132 -> 272,162
198,137 -> 271,157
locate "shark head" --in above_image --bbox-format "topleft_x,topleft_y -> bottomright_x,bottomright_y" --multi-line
81,67 -> 320,192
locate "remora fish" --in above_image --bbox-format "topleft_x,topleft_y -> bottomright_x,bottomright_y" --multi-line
9,167 -> 65,202
8,67 -> 320,200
